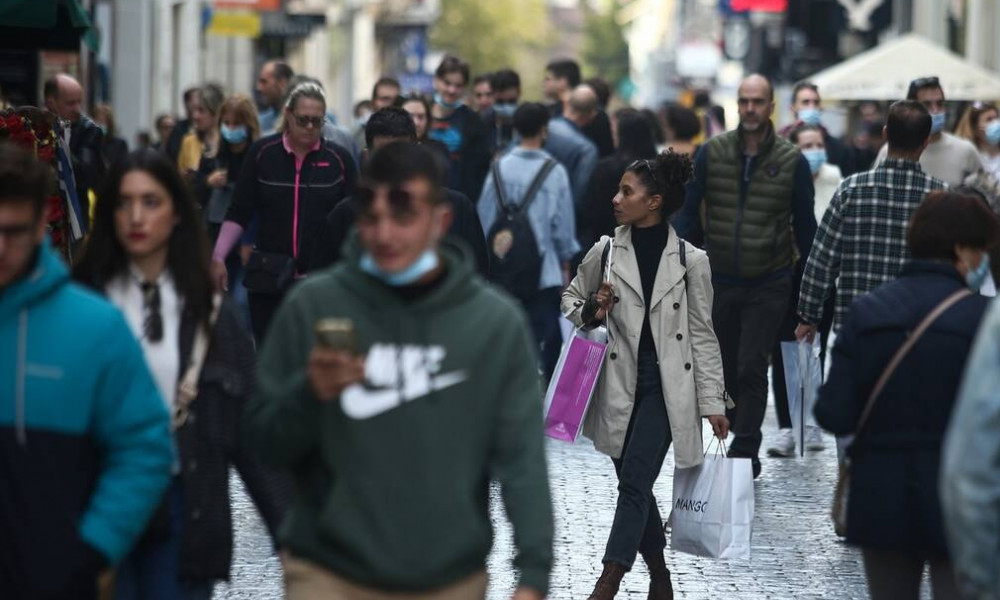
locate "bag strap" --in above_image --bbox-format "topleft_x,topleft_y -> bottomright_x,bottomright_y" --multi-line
519,159 -> 557,214
491,161 -> 511,215
853,288 -> 972,436
173,294 -> 223,429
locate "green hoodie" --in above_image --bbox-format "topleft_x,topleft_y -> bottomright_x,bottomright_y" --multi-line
244,238 -> 553,595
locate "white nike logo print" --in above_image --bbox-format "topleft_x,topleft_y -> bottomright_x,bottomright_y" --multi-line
341,371 -> 468,420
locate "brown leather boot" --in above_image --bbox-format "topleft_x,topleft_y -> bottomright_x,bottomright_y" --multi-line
587,562 -> 627,600
642,551 -> 674,600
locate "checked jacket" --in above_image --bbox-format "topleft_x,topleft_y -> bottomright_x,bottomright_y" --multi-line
797,158 -> 948,332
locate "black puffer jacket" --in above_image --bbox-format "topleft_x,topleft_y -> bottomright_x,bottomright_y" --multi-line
174,299 -> 290,581
816,261 -> 989,558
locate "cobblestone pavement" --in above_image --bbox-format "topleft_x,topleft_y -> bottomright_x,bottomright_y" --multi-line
215,400 -> 933,599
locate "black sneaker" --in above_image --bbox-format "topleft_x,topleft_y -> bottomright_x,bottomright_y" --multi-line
726,450 -> 762,479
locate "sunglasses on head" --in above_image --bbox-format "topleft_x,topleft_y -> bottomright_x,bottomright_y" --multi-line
908,76 -> 940,97
628,159 -> 659,188
292,114 -> 324,129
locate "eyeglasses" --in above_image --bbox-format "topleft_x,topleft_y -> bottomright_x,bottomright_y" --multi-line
141,281 -> 163,342
292,114 -> 324,129
628,159 -> 659,189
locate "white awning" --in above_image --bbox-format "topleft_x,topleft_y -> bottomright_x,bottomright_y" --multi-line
806,34 -> 1000,101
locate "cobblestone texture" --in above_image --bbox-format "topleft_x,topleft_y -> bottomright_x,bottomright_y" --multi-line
215,402 -> 934,599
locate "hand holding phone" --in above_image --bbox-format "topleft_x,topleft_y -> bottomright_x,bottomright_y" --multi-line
309,319 -> 364,401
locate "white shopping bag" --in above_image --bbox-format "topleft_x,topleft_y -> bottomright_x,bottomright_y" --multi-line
780,338 -> 823,457
668,453 -> 754,559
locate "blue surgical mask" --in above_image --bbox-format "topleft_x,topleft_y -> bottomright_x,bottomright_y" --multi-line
359,249 -> 439,287
985,120 -> 1000,146
220,124 -> 248,145
494,102 -> 517,118
798,108 -> 822,127
802,148 -> 827,174
930,111 -> 947,134
966,254 -> 991,291
434,92 -> 465,111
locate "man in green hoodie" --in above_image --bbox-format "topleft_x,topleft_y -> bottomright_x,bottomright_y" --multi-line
245,141 -> 553,600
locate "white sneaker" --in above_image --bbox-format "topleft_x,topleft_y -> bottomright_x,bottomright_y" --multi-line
766,428 -> 795,457
806,426 -> 826,451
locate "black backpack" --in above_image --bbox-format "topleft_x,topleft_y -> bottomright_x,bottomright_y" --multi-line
487,158 -> 558,300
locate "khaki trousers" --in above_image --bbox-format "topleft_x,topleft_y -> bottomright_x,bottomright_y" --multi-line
284,554 -> 488,600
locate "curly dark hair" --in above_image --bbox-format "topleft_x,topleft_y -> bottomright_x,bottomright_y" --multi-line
625,149 -> 693,219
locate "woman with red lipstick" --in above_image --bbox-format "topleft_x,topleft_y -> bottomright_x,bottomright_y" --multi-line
73,149 -> 288,600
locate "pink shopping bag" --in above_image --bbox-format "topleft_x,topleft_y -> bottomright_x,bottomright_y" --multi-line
543,325 -> 609,442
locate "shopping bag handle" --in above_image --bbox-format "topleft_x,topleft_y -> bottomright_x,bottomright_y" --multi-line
704,436 -> 728,457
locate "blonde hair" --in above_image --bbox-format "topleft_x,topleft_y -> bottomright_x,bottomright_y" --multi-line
218,94 -> 261,143
93,103 -> 117,137
955,103 -> 997,149
278,81 -> 326,133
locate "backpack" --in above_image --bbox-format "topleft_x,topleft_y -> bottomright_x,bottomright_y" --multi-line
487,158 -> 558,300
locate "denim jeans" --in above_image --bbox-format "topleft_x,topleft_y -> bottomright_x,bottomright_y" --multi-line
603,351 -> 673,569
114,481 -> 215,600
712,276 -> 792,458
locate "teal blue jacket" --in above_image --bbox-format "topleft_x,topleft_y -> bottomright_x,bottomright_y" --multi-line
0,241 -> 173,597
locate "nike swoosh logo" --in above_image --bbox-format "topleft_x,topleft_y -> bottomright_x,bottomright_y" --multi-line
341,371 -> 468,420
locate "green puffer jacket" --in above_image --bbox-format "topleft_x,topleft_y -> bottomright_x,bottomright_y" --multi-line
702,126 -> 801,279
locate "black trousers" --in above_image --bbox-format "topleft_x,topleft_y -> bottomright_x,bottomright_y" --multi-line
248,292 -> 283,346
603,352 -> 673,569
521,286 -> 562,381
712,276 -> 792,458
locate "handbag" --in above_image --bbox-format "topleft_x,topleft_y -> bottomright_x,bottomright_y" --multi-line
243,250 -> 295,295
832,288 -> 972,536
543,239 -> 614,442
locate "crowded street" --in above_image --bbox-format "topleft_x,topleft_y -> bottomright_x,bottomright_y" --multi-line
5,1 -> 1000,599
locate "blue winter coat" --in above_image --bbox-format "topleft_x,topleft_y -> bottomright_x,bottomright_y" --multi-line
815,261 -> 989,558
0,241 -> 173,597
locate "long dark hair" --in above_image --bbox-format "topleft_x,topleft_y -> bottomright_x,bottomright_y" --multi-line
73,149 -> 214,333
614,108 -> 658,163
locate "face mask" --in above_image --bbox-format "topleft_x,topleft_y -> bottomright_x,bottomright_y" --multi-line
965,253 -> 991,291
359,249 -> 439,287
434,92 -> 464,111
494,102 -> 517,118
798,108 -> 822,127
220,124 -> 248,145
930,111 -> 947,134
802,148 -> 827,174
985,120 -> 1000,146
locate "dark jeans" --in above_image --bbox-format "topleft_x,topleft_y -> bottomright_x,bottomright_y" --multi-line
115,481 -> 215,600
862,549 -> 959,600
522,286 -> 562,381
771,281 -> 835,429
713,276 -> 792,458
248,291 -> 284,346
603,352 -> 673,569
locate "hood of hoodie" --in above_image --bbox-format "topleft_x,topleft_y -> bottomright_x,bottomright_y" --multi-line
335,230 -> 482,314
0,240 -> 69,322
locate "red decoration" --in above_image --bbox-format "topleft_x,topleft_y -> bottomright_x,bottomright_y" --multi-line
1,109 -> 69,258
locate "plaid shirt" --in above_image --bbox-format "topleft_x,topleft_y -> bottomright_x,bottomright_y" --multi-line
797,158 -> 948,332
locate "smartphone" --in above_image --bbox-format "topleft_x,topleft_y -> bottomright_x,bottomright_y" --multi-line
315,318 -> 356,353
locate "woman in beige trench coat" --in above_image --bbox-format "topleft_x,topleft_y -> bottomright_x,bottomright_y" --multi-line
562,150 -> 730,600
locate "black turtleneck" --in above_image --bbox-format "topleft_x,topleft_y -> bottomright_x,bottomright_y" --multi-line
632,223 -> 669,354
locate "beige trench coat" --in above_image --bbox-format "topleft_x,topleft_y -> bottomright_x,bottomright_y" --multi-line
561,225 -> 729,468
